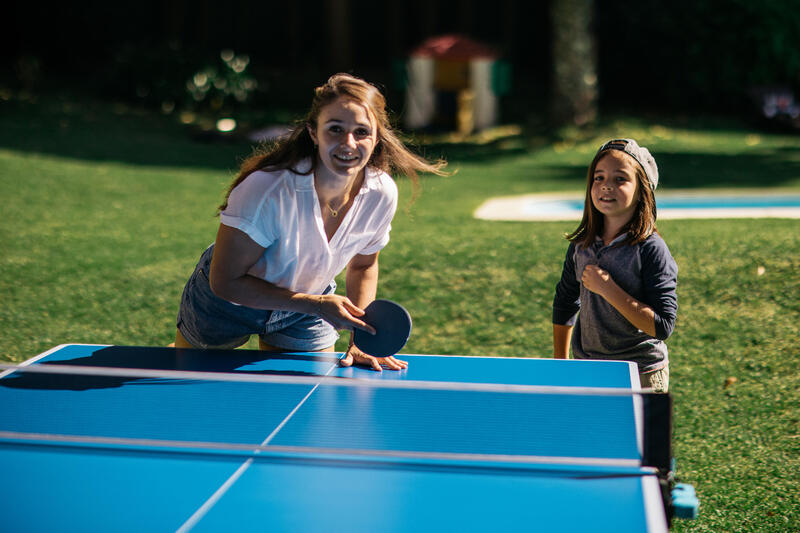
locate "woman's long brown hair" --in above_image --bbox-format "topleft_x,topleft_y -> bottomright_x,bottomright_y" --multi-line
218,73 -> 447,213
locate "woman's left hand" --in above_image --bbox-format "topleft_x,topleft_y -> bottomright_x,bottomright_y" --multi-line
339,343 -> 408,372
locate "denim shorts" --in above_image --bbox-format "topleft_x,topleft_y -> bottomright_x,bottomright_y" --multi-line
176,245 -> 339,351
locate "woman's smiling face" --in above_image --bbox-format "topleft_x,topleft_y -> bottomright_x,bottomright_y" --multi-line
308,96 -> 378,181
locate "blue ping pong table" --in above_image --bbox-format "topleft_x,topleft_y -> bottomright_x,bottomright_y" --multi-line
0,344 -> 683,532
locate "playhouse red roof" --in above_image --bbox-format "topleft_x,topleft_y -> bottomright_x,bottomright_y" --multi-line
410,34 -> 498,60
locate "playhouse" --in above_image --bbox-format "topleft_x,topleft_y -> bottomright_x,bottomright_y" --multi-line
404,34 -> 507,134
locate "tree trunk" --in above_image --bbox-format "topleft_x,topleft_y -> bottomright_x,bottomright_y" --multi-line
325,0 -> 353,72
550,0 -> 597,127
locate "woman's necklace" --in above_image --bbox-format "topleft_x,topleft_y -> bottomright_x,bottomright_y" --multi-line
326,195 -> 349,217
318,171 -> 363,218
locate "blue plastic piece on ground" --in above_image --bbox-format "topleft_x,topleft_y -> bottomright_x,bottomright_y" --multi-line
672,483 -> 700,519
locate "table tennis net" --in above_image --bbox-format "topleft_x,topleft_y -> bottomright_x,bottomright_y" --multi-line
0,362 -> 671,473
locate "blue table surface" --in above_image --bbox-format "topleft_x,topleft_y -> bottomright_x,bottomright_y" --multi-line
0,344 -> 666,533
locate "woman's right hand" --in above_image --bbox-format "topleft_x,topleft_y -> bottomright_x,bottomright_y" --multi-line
313,294 -> 377,335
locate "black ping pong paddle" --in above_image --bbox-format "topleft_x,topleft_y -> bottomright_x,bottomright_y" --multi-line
352,299 -> 412,357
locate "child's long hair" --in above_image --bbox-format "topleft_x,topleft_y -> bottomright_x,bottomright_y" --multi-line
566,149 -> 658,248
219,73 -> 447,213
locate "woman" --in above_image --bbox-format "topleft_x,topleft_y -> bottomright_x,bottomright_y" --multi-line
174,73 -> 447,371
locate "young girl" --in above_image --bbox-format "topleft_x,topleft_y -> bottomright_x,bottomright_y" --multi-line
552,139 -> 678,392
174,73 -> 447,371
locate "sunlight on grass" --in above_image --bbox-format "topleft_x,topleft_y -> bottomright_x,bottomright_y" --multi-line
1,94 -> 799,531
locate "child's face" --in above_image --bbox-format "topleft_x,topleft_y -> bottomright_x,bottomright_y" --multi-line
308,96 -> 378,182
591,151 -> 640,223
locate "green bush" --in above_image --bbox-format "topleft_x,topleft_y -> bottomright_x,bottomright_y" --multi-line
596,0 -> 800,110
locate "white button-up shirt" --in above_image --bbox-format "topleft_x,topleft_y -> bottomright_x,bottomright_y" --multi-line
219,162 -> 398,295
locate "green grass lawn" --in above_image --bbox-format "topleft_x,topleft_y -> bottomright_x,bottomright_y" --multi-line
1,91 -> 799,531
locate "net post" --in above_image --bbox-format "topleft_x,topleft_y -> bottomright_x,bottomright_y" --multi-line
642,392 -> 672,471
642,392 -> 674,524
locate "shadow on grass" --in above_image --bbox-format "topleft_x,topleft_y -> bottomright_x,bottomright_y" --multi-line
524,149 -> 800,190
2,94 -> 799,190
410,137 -> 529,165
0,93 -> 536,169
0,95 -> 265,171
655,151 -> 800,189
